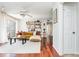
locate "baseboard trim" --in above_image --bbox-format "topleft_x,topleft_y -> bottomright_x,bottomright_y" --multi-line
52,47 -> 60,57
75,52 -> 79,54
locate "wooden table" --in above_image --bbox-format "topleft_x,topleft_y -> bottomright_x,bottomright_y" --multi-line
8,37 -> 27,45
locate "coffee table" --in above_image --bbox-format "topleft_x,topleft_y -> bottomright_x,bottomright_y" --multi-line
8,37 -> 27,45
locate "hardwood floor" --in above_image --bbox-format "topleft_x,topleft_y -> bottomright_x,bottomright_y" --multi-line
16,42 -> 59,57
0,39 -> 59,57
0,46 -> 59,57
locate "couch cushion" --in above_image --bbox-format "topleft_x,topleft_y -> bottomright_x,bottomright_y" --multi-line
29,35 -> 41,42
22,32 -> 33,35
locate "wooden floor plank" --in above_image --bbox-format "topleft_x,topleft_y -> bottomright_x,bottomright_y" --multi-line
0,39 -> 59,57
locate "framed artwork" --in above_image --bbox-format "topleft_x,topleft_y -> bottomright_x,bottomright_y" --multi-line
53,8 -> 57,24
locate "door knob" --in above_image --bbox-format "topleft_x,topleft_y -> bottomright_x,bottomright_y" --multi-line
72,32 -> 75,34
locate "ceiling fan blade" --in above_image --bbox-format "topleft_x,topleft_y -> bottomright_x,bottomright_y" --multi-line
0,7 -> 6,14
25,14 -> 33,17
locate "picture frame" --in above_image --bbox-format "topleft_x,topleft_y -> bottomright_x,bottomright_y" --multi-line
53,8 -> 57,24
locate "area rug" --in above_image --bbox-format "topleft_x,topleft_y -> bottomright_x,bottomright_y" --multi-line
0,40 -> 40,53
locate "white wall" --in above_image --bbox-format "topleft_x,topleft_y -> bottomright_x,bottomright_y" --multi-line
0,12 -> 18,43
18,16 -> 34,32
54,2 -> 79,55
0,12 -> 8,43
6,15 -> 18,34
53,2 -> 78,55
53,3 -> 64,55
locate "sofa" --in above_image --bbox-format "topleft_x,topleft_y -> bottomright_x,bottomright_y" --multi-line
17,32 -> 33,40
29,31 -> 41,42
29,35 -> 41,42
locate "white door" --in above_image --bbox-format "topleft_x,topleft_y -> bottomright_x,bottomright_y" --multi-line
63,3 -> 76,54
76,3 -> 79,54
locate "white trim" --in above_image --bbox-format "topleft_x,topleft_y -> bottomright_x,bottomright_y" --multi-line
53,45 -> 63,56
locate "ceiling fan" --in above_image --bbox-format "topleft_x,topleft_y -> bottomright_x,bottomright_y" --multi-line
19,10 -> 33,18
0,7 -> 6,14
0,7 -> 33,18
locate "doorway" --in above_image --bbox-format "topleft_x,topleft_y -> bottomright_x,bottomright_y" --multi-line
63,2 -> 79,55
47,20 -> 53,47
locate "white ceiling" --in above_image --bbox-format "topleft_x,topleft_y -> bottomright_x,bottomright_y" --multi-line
0,2 -> 55,19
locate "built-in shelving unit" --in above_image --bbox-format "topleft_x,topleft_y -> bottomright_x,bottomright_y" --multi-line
26,20 -> 41,32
